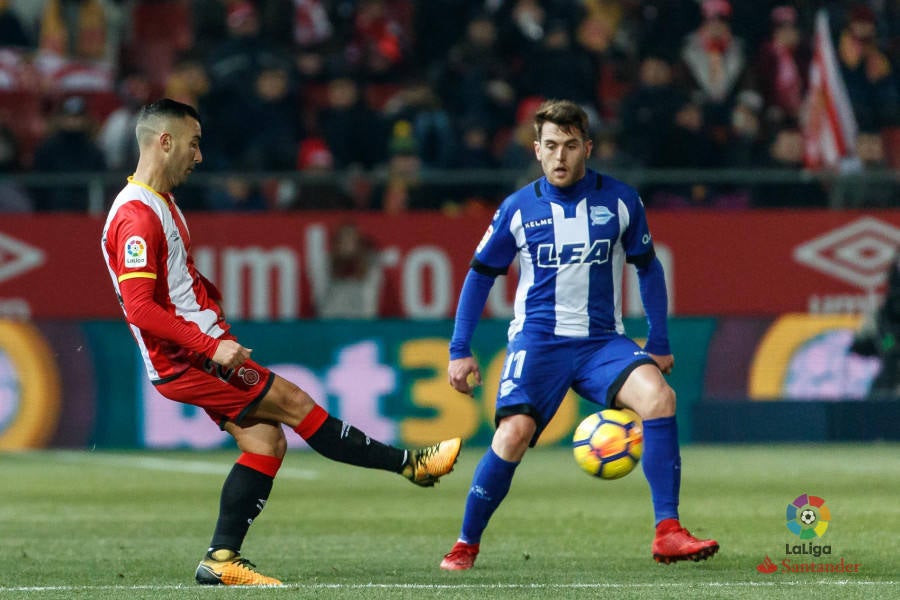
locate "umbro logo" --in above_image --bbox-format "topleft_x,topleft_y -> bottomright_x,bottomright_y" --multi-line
793,217 -> 900,289
0,232 -> 45,284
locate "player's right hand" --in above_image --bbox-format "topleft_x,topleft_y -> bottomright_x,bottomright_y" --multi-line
212,339 -> 252,368
448,356 -> 481,396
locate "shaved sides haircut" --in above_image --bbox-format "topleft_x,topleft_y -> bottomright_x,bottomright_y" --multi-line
135,98 -> 201,146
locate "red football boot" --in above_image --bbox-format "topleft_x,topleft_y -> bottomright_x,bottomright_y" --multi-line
440,541 -> 480,571
652,519 -> 719,564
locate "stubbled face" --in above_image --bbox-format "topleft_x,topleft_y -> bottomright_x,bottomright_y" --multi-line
534,122 -> 592,188
166,116 -> 202,187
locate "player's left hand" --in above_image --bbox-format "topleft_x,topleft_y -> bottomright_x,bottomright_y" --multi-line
649,353 -> 674,375
448,356 -> 482,396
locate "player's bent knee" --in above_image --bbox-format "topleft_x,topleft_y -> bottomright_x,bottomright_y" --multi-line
493,415 -> 535,460
643,385 -> 676,419
254,376 -> 318,426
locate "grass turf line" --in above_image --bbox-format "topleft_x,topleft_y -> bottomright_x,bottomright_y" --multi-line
0,443 -> 896,599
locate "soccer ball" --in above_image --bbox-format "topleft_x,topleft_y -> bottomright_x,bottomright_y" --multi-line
572,409 -> 643,480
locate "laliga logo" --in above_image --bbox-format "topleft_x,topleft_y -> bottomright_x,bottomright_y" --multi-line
786,493 -> 830,539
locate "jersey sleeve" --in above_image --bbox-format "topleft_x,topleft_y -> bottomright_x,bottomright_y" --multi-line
471,204 -> 518,275
105,200 -> 166,284
621,191 -> 655,267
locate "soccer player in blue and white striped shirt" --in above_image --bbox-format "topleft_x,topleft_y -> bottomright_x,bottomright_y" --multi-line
440,99 -> 718,570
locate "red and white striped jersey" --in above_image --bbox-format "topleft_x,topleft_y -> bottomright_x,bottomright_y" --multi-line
102,177 -> 228,382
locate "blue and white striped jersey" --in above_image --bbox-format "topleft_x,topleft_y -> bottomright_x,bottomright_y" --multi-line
473,169 -> 654,340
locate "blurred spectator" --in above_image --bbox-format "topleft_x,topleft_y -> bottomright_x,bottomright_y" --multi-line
619,54 -> 685,166
833,131 -> 898,208
96,72 -> 153,171
654,95 -> 716,168
288,0 -> 334,50
757,127 -> 826,208
344,0 -> 413,81
447,116 -> 504,207
500,96 -> 544,186
0,124 -> 32,212
287,136 -> 359,210
411,0 -> 470,71
315,222 -> 383,319
206,176 -> 268,211
0,0 -> 30,49
495,0 -> 570,65
372,119 -> 433,212
646,95 -> 724,208
122,0 -> 193,88
754,5 -> 810,126
632,0 -> 701,61
437,11 -> 516,135
164,53 -> 211,110
681,0 -> 747,123
317,76 -> 386,169
190,0 -> 227,58
575,5 -> 634,122
837,4 -> 899,131
518,19 -> 598,112
588,127 -> 638,174
206,1 -> 294,98
32,95 -> 105,211
722,89 -> 766,168
383,82 -> 456,168
38,0 -> 108,61
214,64 -> 304,171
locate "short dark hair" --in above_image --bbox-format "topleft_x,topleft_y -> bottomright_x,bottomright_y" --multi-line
135,98 -> 200,145
138,98 -> 200,123
533,99 -> 590,141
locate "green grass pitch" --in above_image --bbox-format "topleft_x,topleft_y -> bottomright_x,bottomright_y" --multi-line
1,443 -> 897,599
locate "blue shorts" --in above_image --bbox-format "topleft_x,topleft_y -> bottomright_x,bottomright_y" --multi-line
494,332 -> 657,446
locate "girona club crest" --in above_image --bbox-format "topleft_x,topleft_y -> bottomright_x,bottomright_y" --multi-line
238,366 -> 260,386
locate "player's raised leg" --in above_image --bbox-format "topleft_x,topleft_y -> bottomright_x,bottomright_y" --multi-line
252,375 -> 461,486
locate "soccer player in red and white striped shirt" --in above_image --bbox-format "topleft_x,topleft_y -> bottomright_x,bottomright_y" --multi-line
101,99 -> 460,586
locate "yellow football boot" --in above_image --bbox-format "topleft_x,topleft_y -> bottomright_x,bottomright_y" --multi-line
403,437 -> 461,487
195,549 -> 282,586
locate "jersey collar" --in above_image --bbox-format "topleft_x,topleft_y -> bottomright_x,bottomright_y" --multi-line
538,169 -> 599,201
127,176 -> 173,206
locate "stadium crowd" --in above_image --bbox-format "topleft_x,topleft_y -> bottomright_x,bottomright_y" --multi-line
0,0 -> 897,212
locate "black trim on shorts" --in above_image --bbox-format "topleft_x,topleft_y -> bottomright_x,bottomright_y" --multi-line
151,368 -> 190,386
219,369 -> 277,430
495,403 -> 543,448
606,357 -> 658,408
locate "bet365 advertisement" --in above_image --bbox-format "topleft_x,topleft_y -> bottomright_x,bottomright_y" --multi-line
0,314 -> 888,450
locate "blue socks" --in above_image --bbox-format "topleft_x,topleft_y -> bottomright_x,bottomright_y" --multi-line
459,447 -> 519,544
641,416 -> 681,525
